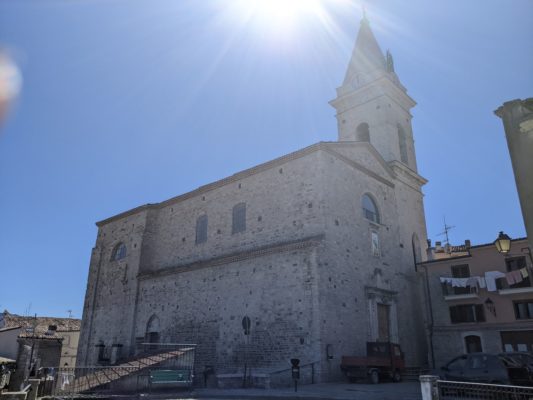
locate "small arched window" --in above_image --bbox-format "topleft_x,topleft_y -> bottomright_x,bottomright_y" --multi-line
464,335 -> 482,353
362,194 -> 380,224
111,242 -> 127,261
398,125 -> 408,164
356,123 -> 370,142
145,315 -> 160,347
232,203 -> 246,234
196,214 -> 208,244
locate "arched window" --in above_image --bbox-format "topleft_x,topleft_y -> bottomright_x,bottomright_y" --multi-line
145,315 -> 160,347
362,194 -> 380,224
464,335 -> 482,353
398,125 -> 408,164
232,203 -> 246,234
356,123 -> 370,142
196,214 -> 208,244
111,243 -> 126,261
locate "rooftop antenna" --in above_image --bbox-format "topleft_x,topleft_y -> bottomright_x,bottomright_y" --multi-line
437,217 -> 455,248
24,302 -> 32,318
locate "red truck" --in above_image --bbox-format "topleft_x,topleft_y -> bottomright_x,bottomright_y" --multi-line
340,342 -> 405,384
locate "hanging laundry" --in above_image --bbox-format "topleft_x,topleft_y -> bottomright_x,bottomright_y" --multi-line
520,268 -> 529,279
511,270 -> 523,283
477,276 -> 486,289
506,271 -> 517,285
440,276 -> 483,289
466,277 -> 479,287
485,271 -> 506,292
452,278 -> 469,288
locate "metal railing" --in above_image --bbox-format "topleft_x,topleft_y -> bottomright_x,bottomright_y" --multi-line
420,375 -> 533,400
402,367 -> 430,381
269,360 -> 320,386
35,343 -> 196,396
49,365 -> 141,395
437,379 -> 533,400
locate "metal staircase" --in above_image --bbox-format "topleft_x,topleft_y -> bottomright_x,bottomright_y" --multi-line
52,345 -> 196,395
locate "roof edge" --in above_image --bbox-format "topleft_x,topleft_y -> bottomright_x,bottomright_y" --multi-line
95,140 -> 405,227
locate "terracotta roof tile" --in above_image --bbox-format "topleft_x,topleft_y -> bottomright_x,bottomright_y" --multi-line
1,310 -> 81,338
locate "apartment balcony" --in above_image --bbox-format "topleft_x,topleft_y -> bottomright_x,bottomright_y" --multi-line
441,284 -> 479,301
440,271 -> 532,299
497,276 -> 533,295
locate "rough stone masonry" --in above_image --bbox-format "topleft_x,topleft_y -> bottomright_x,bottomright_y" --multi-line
77,16 -> 430,385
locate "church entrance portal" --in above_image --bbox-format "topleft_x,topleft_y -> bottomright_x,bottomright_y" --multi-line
377,304 -> 391,341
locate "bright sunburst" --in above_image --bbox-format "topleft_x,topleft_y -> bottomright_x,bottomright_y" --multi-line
229,0 -> 353,34
246,0 -> 325,24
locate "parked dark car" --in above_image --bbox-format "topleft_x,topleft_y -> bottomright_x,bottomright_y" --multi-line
500,352 -> 533,382
500,352 -> 533,368
438,353 -> 532,385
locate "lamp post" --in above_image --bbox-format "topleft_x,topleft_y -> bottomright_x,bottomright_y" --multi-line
494,231 -> 533,264
494,231 -> 512,255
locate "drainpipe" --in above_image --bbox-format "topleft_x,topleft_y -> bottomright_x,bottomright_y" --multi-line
422,265 -> 436,369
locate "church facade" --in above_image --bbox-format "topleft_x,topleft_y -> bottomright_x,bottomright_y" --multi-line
77,17 -> 429,383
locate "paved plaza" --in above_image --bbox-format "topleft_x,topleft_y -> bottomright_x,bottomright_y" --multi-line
138,381 -> 422,400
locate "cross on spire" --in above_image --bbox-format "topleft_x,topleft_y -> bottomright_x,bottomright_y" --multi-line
362,5 -> 368,23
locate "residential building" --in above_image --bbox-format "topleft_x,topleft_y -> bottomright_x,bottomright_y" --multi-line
0,311 -> 80,389
419,237 -> 533,368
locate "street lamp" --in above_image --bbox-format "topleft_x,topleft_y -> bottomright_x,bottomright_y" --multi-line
494,231 -> 533,264
494,231 -> 512,255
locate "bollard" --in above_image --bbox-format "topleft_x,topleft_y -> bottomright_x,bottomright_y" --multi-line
203,365 -> 214,387
290,359 -> 300,393
419,375 -> 439,400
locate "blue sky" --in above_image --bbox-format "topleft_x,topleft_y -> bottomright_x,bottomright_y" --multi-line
0,0 -> 531,318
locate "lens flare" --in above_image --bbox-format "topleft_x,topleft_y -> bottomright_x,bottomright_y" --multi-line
249,0 -> 324,23
229,0 -> 337,34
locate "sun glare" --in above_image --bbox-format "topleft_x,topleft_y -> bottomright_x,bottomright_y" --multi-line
249,0 -> 324,23
229,0 -> 349,33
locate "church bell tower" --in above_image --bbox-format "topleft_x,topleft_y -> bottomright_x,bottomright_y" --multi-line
330,15 -> 419,173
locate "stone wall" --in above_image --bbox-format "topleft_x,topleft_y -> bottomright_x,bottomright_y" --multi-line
314,145 -> 428,381
79,148 -> 326,370
135,243 -> 321,382
78,142 -> 429,382
78,211 -> 149,366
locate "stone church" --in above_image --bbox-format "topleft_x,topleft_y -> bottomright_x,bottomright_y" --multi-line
78,16 -> 429,383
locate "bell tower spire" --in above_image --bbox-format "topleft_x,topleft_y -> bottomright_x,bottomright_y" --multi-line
330,15 -> 419,172
342,12 -> 387,87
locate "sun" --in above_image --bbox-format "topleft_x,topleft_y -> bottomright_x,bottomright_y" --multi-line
248,0 -> 324,23
219,0 -> 359,52
230,0 -> 332,32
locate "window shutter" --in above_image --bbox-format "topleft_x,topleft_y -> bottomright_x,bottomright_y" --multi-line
475,304 -> 485,322
449,306 -> 458,323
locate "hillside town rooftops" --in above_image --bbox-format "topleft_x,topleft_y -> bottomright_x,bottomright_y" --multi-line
0,310 -> 81,340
